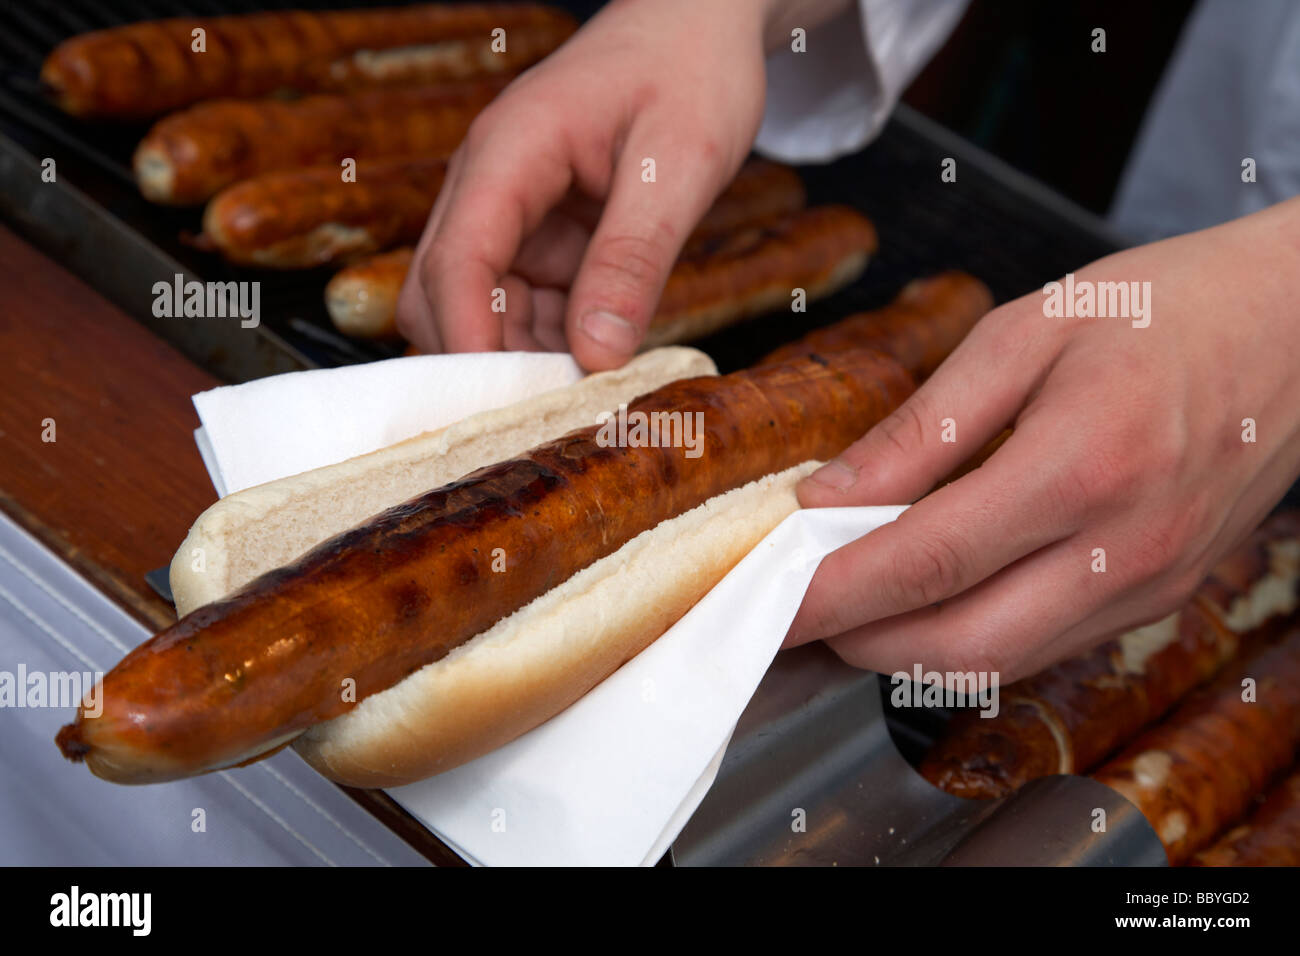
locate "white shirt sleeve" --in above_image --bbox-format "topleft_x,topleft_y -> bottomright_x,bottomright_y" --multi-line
755,0 -> 971,164
1109,0 -> 1300,241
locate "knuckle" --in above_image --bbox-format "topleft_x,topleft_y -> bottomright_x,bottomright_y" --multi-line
1090,435 -> 1143,502
588,230 -> 673,294
1143,424 -> 1189,485
945,643 -> 1008,686
904,622 -> 1009,684
947,611 -> 1036,684
1123,481 -> 1213,596
828,638 -> 872,672
422,240 -> 454,278
629,78 -> 661,111
895,527 -> 969,607
692,134 -> 729,178
873,399 -> 930,459
978,302 -> 1038,359
1051,433 -> 1139,515
1126,509 -> 1197,585
1046,462 -> 1103,521
418,249 -> 450,302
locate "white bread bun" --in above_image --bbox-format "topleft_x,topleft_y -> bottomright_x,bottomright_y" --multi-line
169,346 -> 716,617
294,461 -> 817,787
170,345 -> 812,787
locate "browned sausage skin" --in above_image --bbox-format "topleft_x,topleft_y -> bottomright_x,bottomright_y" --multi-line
758,270 -> 993,377
201,158 -> 448,268
205,157 -> 806,273
56,348 -> 915,783
1092,627 -> 1300,864
388,206 -> 878,347
644,206 -> 879,348
1190,766 -> 1300,866
682,160 -> 806,252
920,512 -> 1300,799
326,159 -> 813,339
42,5 -> 576,119
135,79 -> 507,205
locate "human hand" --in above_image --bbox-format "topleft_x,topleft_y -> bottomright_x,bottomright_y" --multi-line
396,0 -> 815,368
786,197 -> 1300,683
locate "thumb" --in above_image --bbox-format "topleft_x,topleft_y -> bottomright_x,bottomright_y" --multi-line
566,129 -> 731,370
798,313 -> 1045,508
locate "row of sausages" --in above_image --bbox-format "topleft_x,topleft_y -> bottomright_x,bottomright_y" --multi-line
42,5 -> 881,351
920,511 -> 1300,864
41,4 -> 578,120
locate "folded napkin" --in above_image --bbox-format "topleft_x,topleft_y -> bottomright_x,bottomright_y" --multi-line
194,352 -> 586,496
190,352 -> 905,865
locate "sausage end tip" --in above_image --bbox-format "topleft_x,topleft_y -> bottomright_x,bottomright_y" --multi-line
55,722 -> 90,762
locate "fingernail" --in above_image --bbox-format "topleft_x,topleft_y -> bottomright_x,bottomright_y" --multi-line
807,459 -> 859,492
580,310 -> 639,352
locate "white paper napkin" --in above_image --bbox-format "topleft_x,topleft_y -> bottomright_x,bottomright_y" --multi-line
194,352 -> 585,496
188,354 -> 906,866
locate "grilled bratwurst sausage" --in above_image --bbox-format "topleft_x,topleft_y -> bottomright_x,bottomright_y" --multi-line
135,79 -> 507,205
56,348 -> 915,783
758,270 -> 993,377
642,206 -> 878,347
681,160 -> 806,253
324,158 -> 806,338
200,158 -> 447,268
209,157 -> 802,274
335,205 -> 877,341
42,4 -> 575,119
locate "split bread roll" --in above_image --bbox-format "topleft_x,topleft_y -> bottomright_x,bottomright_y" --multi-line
166,344 -> 814,786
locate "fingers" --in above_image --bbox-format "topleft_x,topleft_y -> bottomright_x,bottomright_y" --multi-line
797,299 -> 1059,508
494,278 -> 570,352
529,287 -> 569,351
498,274 -> 544,351
786,417 -> 1090,648
395,147 -> 467,353
395,267 -> 443,355
564,125 -> 733,370
402,111 -> 576,354
823,534 -> 1114,684
512,206 -> 593,288
405,189 -> 590,352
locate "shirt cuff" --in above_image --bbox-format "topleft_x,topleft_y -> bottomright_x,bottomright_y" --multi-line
755,0 -> 969,164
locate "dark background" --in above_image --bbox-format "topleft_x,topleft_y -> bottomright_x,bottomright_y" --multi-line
538,0 -> 1200,216
906,0 -> 1197,215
